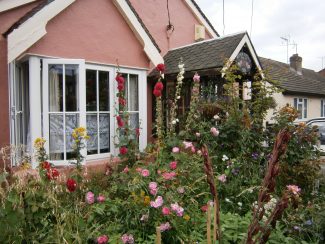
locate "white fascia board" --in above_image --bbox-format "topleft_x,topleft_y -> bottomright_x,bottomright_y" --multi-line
221,34 -> 264,78
113,0 -> 164,66
7,0 -> 75,63
0,0 -> 38,13
184,0 -> 218,38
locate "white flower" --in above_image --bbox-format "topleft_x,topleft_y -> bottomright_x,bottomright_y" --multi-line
177,96 -> 181,99
178,64 -> 184,69
176,118 -> 179,122
237,202 -> 242,207
172,120 -> 176,125
213,114 -> 220,120
225,198 -> 231,203
222,155 -> 229,161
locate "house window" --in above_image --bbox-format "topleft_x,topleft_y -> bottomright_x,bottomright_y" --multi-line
122,73 -> 139,134
321,100 -> 325,117
294,98 -> 307,119
46,63 -> 81,160
86,69 -> 110,155
40,58 -> 146,164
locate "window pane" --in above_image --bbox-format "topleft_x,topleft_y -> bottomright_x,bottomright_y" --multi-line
304,99 -> 307,118
66,114 -> 79,159
298,104 -> 302,119
294,98 -> 297,109
129,112 -> 139,129
99,71 -> 110,111
65,64 -> 79,112
129,74 -> 138,111
321,100 -> 324,117
99,113 -> 110,153
49,64 -> 63,112
86,69 -> 97,111
87,114 -> 98,155
49,114 -> 64,160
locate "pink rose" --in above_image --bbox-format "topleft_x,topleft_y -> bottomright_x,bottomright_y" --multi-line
191,146 -> 196,153
123,166 -> 129,173
286,185 -> 301,195
159,222 -> 171,232
149,182 -> 158,190
210,127 -> 219,136
150,196 -> 164,208
141,169 -> 150,177
218,174 -> 227,183
121,234 -> 134,244
183,141 -> 193,149
97,194 -> 105,203
85,191 -> 95,204
162,206 -> 171,215
162,172 -> 176,180
172,147 -> 180,153
97,235 -> 109,244
150,188 -> 158,195
169,161 -> 177,170
170,203 -> 184,217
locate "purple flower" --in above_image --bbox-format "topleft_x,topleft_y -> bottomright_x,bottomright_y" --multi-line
252,152 -> 259,160
96,194 -> 106,203
305,219 -> 313,226
172,147 -> 180,153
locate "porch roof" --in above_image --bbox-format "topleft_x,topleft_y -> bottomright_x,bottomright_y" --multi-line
156,32 -> 246,76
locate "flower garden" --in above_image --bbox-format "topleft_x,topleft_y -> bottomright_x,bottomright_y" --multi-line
0,63 -> 324,243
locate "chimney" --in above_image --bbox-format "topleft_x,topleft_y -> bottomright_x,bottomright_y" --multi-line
289,54 -> 302,75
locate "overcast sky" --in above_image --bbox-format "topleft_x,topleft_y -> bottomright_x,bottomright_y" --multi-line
197,0 -> 325,71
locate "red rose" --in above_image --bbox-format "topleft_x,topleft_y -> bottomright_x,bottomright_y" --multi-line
117,83 -> 124,91
51,168 -> 59,179
46,168 -> 60,180
115,74 -> 125,84
156,63 -> 165,73
66,178 -> 77,192
117,119 -> 124,127
118,97 -> 126,106
154,81 -> 164,91
41,161 -> 51,170
153,89 -> 162,97
119,146 -> 128,155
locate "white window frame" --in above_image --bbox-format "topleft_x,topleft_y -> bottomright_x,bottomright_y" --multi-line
42,59 -> 86,166
321,100 -> 325,117
85,64 -> 115,161
294,97 -> 308,120
117,67 -> 147,153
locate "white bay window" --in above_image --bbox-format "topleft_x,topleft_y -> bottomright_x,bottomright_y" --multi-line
26,58 -> 147,165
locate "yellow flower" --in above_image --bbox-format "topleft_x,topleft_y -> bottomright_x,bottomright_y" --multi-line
140,190 -> 145,197
34,137 -> 46,148
143,196 -> 151,206
183,215 -> 190,221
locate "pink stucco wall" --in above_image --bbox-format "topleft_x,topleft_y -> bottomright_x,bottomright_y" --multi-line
26,0 -> 149,68
0,1 -> 44,150
129,0 -> 213,56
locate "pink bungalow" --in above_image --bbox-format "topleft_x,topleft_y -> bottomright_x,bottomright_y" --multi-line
0,0 -> 262,167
